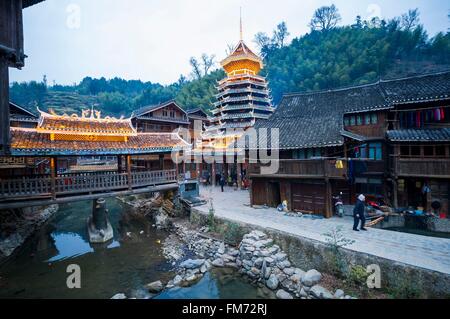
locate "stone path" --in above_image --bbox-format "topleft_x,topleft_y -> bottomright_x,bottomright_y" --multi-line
197,186 -> 450,275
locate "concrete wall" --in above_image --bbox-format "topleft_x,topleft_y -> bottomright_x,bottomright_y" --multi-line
190,208 -> 450,298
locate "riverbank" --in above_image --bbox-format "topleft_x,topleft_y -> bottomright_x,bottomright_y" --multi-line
0,205 -> 58,264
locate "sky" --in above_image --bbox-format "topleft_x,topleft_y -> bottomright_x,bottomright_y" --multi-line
10,0 -> 450,86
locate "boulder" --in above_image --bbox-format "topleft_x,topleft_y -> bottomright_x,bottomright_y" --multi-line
180,259 -> 205,269
310,285 -> 334,299
212,258 -> 225,267
173,275 -> 183,286
274,252 -> 287,262
283,268 -> 295,276
217,242 -> 226,254
302,269 -> 322,286
146,280 -> 164,293
276,289 -> 293,299
266,274 -> 279,290
111,293 -> 127,299
299,288 -> 308,298
334,289 -> 345,299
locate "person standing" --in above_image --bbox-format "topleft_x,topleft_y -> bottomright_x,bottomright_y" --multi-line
219,173 -> 225,192
353,194 -> 367,231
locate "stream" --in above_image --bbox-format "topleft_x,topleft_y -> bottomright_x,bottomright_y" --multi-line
0,198 -> 266,299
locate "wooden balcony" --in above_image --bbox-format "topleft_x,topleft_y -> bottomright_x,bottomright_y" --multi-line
248,158 -> 385,179
0,169 -> 177,201
393,157 -> 450,178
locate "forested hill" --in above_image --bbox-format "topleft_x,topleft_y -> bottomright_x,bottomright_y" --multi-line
9,7 -> 450,116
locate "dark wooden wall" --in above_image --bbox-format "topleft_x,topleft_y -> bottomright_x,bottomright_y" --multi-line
0,0 -> 24,155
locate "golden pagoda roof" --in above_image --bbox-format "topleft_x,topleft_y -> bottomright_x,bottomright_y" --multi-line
10,128 -> 189,156
36,109 -> 137,137
220,40 -> 263,74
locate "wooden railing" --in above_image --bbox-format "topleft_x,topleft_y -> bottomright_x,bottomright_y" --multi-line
0,169 -> 177,200
248,158 -> 385,179
393,157 -> 450,178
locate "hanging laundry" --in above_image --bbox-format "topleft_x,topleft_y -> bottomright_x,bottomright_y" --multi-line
440,108 -> 445,121
435,108 -> 441,121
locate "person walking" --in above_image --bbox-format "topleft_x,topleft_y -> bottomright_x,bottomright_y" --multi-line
219,173 -> 225,192
353,194 -> 367,231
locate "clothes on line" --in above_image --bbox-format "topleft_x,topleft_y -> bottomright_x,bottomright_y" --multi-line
399,107 -> 448,128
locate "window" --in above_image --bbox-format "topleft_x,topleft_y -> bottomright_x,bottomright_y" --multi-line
371,113 -> 378,124
411,146 -> 421,156
314,148 -> 322,157
293,150 -> 306,159
400,146 -> 410,156
365,114 -> 371,125
170,111 -> 175,118
344,117 -> 350,126
424,146 -> 434,157
356,115 -> 363,125
163,110 -> 168,116
436,145 -> 446,157
360,143 -> 382,160
350,116 -> 356,126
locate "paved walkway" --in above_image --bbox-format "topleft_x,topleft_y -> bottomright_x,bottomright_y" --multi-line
197,186 -> 450,275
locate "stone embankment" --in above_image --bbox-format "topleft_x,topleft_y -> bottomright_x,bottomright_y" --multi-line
124,224 -> 353,300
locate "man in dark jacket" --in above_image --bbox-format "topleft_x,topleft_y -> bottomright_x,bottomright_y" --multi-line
219,173 -> 225,192
353,194 -> 367,231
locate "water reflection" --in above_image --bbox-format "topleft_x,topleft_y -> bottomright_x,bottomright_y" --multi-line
0,198 -> 172,299
0,197 -> 267,299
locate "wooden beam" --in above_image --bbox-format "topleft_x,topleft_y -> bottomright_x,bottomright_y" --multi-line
50,157 -> 56,199
0,58 -> 10,155
324,178 -> 332,218
126,155 -> 132,190
237,162 -> 242,189
211,162 -> 216,186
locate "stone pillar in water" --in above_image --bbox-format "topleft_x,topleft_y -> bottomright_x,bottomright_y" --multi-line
87,198 -> 113,243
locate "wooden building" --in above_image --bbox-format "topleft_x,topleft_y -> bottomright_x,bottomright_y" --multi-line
9,101 -> 38,128
1,0 -> 45,155
248,71 -> 450,218
132,100 -> 190,133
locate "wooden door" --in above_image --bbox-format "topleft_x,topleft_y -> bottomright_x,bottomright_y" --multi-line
292,182 -> 326,215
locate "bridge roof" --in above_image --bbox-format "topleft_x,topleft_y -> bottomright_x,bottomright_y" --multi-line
10,128 -> 189,156
37,109 -> 137,137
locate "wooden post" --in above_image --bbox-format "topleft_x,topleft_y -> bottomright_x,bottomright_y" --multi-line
212,162 -> 216,186
325,178 -> 332,218
237,162 -> 242,189
392,178 -> 398,209
117,155 -> 122,173
0,58 -> 10,155
196,162 -> 201,181
50,157 -> 56,200
126,155 -> 132,190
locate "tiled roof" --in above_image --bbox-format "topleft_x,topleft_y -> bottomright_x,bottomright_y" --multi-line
255,83 -> 387,149
37,113 -> 136,136
9,102 -> 38,118
387,128 -> 450,142
133,100 -> 186,118
253,71 -> 450,150
380,71 -> 450,104
10,128 -> 188,156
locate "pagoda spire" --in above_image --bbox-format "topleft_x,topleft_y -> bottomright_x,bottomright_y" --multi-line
240,7 -> 243,41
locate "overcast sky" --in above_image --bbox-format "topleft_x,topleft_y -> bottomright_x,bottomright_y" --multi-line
10,0 -> 450,85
